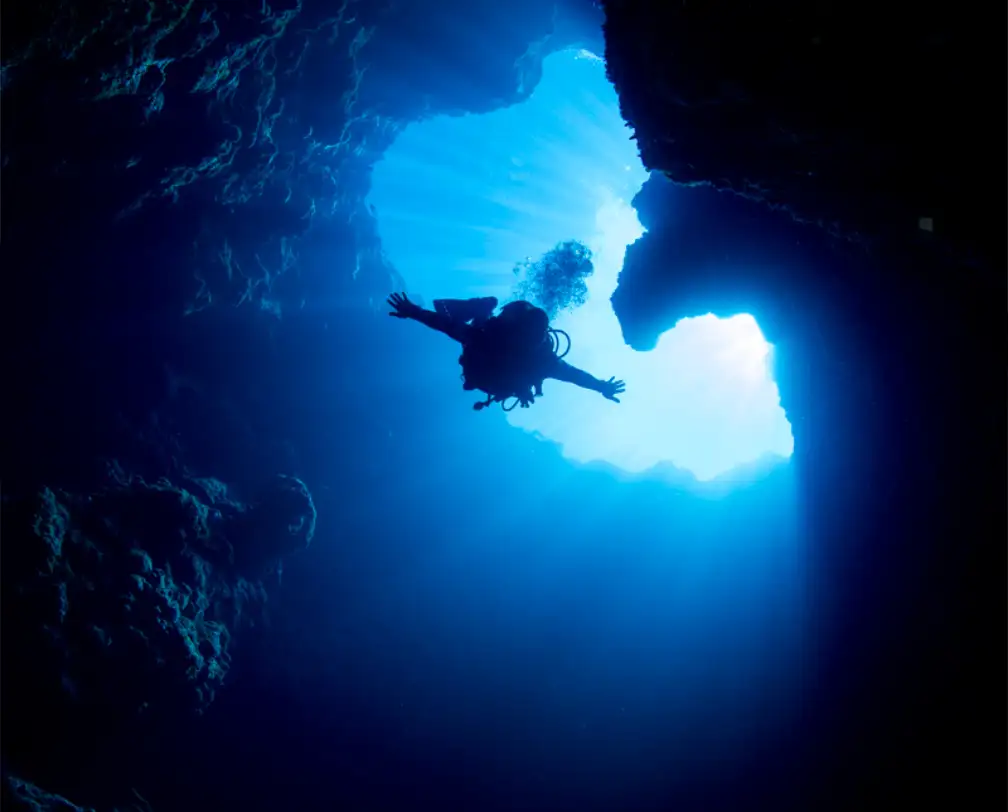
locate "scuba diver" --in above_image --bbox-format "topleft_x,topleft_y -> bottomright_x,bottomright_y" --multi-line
386,292 -> 625,411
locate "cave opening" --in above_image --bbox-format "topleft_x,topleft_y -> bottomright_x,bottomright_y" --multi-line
370,48 -> 793,483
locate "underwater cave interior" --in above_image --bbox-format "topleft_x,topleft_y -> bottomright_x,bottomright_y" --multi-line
0,1 -> 1003,811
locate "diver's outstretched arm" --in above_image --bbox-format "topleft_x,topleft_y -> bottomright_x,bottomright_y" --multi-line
387,292 -> 469,343
547,359 -> 625,402
434,297 -> 498,325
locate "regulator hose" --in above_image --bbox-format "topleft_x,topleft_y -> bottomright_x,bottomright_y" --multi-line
548,328 -> 571,359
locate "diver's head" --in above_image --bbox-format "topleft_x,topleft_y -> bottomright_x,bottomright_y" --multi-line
500,300 -> 536,319
499,300 -> 549,342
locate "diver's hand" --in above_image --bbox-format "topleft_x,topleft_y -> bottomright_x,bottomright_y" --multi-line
387,292 -> 421,319
515,387 -> 536,408
598,377 -> 625,403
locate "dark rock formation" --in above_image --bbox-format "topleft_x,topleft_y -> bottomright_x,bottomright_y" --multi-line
602,0 -> 1002,268
602,2 -> 1005,807
0,0 -> 603,327
1,466 -> 315,790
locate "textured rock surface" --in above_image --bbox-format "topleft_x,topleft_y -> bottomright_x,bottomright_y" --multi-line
1,0 -> 602,323
1,466 -> 315,799
602,0 -> 1001,268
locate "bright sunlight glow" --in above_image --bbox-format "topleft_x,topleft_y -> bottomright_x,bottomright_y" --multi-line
370,49 -> 794,481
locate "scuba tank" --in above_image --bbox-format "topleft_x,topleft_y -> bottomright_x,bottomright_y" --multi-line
458,301 -> 571,411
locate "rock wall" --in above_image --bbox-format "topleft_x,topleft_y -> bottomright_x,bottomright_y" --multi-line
1,468 -> 316,799
602,1 -> 1004,807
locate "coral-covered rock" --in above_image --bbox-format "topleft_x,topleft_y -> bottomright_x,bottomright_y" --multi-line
2,468 -> 314,722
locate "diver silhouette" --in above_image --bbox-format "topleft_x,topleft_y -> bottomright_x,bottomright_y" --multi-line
387,292 -> 625,411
